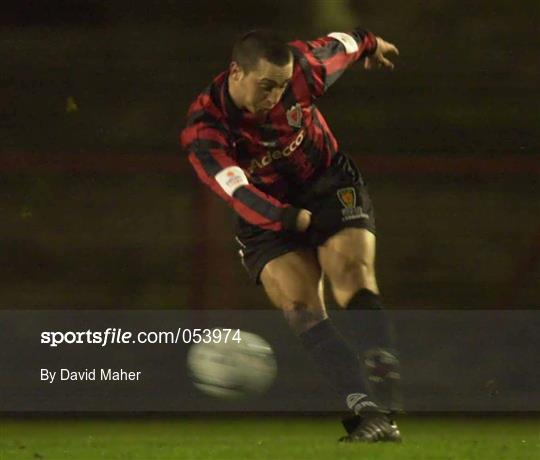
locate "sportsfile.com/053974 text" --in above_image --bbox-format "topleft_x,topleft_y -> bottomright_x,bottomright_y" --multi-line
40,328 -> 242,347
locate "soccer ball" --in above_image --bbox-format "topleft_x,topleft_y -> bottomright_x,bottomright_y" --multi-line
187,329 -> 277,399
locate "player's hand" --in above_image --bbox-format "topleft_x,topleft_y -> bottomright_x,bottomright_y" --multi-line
364,37 -> 399,70
296,209 -> 312,232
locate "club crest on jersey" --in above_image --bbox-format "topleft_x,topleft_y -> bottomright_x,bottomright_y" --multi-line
286,103 -> 303,128
337,187 -> 369,222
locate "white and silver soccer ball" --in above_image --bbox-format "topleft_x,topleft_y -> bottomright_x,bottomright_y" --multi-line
187,329 -> 277,399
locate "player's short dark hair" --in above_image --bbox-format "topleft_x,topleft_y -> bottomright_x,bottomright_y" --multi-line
232,30 -> 292,73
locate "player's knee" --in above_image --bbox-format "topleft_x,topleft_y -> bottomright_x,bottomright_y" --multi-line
331,253 -> 374,286
282,301 -> 326,334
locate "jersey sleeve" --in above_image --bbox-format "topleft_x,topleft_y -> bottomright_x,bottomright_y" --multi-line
181,121 -> 301,232
289,28 -> 378,98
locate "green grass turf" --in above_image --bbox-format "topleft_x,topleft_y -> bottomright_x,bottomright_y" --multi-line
0,415 -> 538,460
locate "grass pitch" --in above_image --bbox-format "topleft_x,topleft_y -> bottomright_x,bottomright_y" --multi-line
1,415 -> 538,460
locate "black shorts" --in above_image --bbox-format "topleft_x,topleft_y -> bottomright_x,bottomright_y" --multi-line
235,152 -> 376,283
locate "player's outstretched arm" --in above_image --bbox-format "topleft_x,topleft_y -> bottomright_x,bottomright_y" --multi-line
364,37 -> 399,70
288,29 -> 378,98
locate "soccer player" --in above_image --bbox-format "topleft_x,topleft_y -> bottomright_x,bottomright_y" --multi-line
181,28 -> 401,442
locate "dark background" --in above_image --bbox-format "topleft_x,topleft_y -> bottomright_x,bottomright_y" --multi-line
2,0 -> 539,308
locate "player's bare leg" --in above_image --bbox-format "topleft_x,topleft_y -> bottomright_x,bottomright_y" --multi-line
260,249 -> 325,334
318,227 -> 378,306
319,227 -> 402,414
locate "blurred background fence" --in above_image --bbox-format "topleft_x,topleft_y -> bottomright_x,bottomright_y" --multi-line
1,0 -> 539,308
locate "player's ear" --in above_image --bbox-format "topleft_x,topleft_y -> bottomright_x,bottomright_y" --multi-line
230,61 -> 245,81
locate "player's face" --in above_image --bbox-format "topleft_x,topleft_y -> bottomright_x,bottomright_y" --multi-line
235,57 -> 293,114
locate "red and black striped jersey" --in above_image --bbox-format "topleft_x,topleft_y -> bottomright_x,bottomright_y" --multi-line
181,29 -> 377,232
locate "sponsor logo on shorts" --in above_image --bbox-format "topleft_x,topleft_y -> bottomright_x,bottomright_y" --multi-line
247,129 -> 305,174
337,187 -> 369,222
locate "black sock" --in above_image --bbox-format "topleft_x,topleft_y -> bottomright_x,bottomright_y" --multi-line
299,318 -> 379,414
344,289 -> 402,412
345,288 -> 394,351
